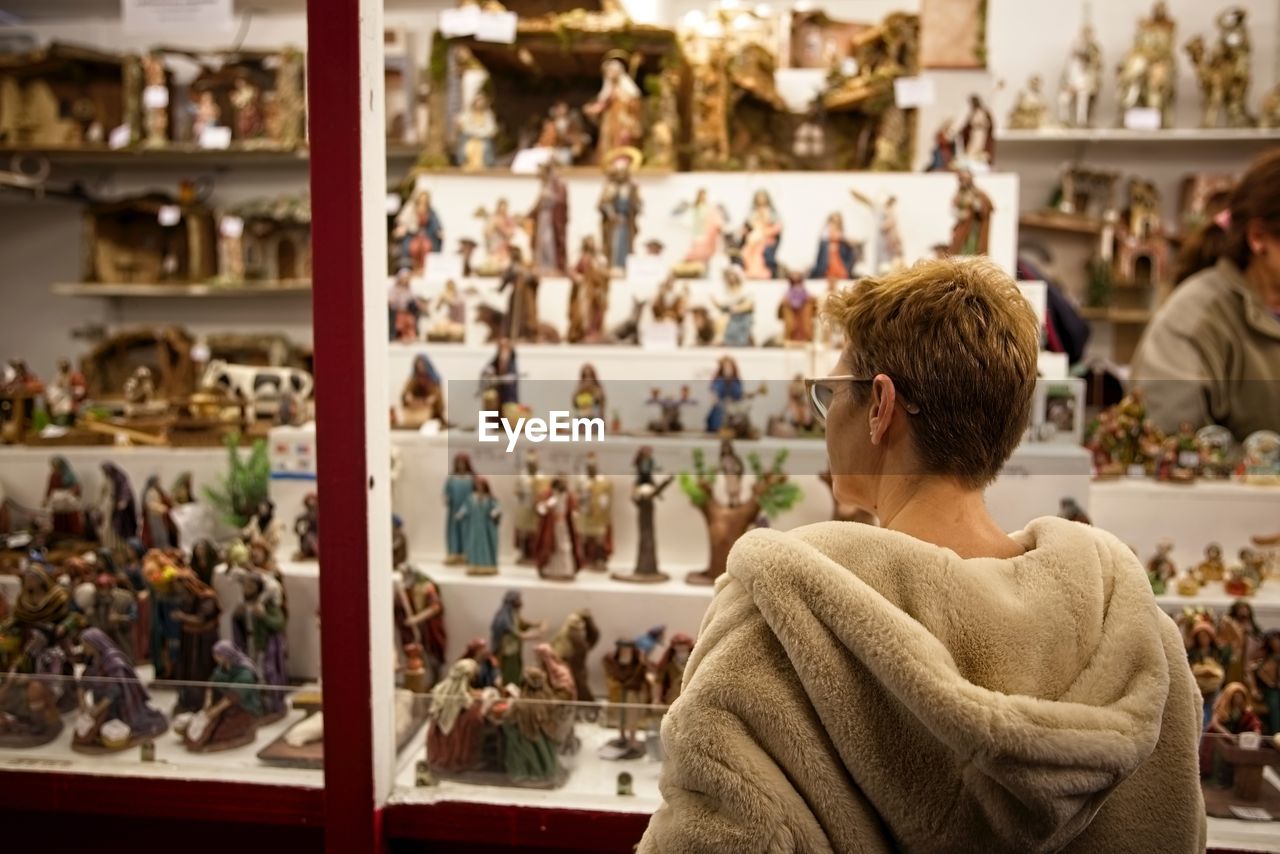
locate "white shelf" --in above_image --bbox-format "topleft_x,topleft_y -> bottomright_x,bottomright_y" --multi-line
998,127 -> 1280,144
52,281 -> 312,298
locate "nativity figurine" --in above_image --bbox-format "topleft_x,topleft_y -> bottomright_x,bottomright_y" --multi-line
648,633 -> 693,707
231,570 -> 288,720
1146,540 -> 1177,595
535,478 -> 580,582
294,492 -> 319,560
514,452 -> 547,565
598,155 -> 643,276
1059,24 -> 1103,128
568,237 -> 611,343
716,267 -> 755,347
583,52 -> 644,162
388,267 -> 425,342
574,453 -> 612,572
425,659 -> 488,775
502,665 -> 567,785
490,590 -> 546,687
1185,6 -> 1254,129
645,386 -> 696,434
97,462 -> 138,554
1116,2 -> 1177,128
958,94 -> 994,169
1198,543 -> 1227,582
650,276 -> 689,343
73,628 -> 168,753
73,573 -> 137,664
738,190 -> 783,279
614,458 -> 675,584
477,199 -> 517,275
497,248 -> 541,342
480,339 -> 519,417
170,558 -> 221,716
810,213 -> 857,281
848,191 -> 904,272
527,160 -> 568,274
674,189 -> 724,278
455,91 -> 498,170
44,456 -> 87,543
536,100 -> 589,166
949,170 -> 995,257
399,354 -> 445,430
427,279 -> 466,343
393,189 -> 444,274
182,640 -> 266,752
443,453 -> 476,565
1008,75 -> 1050,130
550,609 -> 600,702
573,364 -> 605,421
394,564 -> 447,689
778,274 -> 817,343
458,476 -> 501,576
44,359 -> 86,426
599,638 -> 648,760
140,475 -> 176,550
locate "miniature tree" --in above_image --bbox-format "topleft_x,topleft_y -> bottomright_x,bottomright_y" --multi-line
679,445 -> 801,586
202,432 -> 269,527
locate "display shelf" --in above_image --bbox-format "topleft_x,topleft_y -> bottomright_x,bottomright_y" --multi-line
1207,809 -> 1280,854
1078,306 -> 1154,324
1018,210 -> 1105,236
0,144 -> 421,167
52,281 -> 312,298
997,128 -> 1280,144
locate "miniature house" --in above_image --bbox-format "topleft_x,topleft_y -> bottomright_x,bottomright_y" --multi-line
222,196 -> 312,283
1112,180 -> 1169,287
0,42 -> 126,147
82,193 -> 217,285
166,46 -> 306,149
81,327 -> 196,401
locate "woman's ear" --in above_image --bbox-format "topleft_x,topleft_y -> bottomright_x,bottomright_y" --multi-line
868,374 -> 897,445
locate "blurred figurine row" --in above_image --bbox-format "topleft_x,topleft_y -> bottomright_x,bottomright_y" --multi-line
1147,539 -> 1276,599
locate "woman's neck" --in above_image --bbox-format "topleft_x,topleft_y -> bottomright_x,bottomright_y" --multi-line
1245,259 -> 1280,312
875,476 -> 1025,560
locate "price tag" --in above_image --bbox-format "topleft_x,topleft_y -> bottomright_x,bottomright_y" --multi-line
158,205 -> 182,227
426,253 -> 464,283
108,124 -> 131,150
198,125 -> 232,149
386,193 -> 404,215
511,146 -> 553,175
893,76 -> 935,109
474,11 -> 518,44
640,320 -> 680,350
122,0 -> 233,32
439,6 -> 481,37
1123,107 -> 1161,131
143,85 -> 170,109
627,254 -> 667,281
220,215 -> 244,239
1178,450 -> 1199,469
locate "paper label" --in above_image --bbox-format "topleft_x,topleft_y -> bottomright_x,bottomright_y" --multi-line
386,192 -> 404,215
198,125 -> 232,149
627,254 -> 667,282
1123,107 -> 1161,131
158,205 -> 182,227
122,0 -> 233,32
425,253 -> 464,283
108,124 -> 131,150
439,6 -> 481,37
219,215 -> 244,238
640,320 -> 680,350
511,146 -> 553,175
143,84 -> 170,109
893,76 -> 935,109
1178,450 -> 1200,469
474,11 -> 518,44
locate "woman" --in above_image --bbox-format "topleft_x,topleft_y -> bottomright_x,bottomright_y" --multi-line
573,364 -> 605,420
73,628 -> 168,753
97,463 -> 137,555
140,475 -> 176,550
443,453 -> 475,565
426,659 -> 486,773
185,640 -> 264,752
1202,682 -> 1261,786
739,190 -> 782,280
483,198 -> 516,270
1132,148 -> 1280,436
683,189 -> 722,264
640,257 -> 1204,852
171,560 -> 221,714
458,477 -> 501,576
401,353 -> 444,429
809,212 -> 857,280
43,456 -> 84,540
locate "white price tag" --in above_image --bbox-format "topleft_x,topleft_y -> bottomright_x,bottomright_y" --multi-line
219,215 -> 244,239
198,125 -> 232,149
511,146 -> 553,175
439,6 -> 481,37
1178,450 -> 1200,469
122,0 -> 233,32
158,205 -> 182,227
386,193 -> 404,215
640,320 -> 680,350
626,254 -> 667,281
893,76 -> 935,109
1123,107 -> 1161,131
143,84 -> 170,109
474,11 -> 518,44
108,124 -> 131,150
425,253 -> 464,283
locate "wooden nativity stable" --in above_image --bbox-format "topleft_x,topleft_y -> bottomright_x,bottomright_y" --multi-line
81,193 -> 218,286
221,195 -> 312,284
0,42 -> 126,148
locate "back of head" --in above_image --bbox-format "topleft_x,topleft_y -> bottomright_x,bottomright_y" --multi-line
1176,147 -> 1280,284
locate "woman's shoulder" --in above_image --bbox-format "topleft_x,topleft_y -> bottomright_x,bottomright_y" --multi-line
1156,262 -> 1247,329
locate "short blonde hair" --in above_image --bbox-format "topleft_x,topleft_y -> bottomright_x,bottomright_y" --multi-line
823,257 -> 1038,488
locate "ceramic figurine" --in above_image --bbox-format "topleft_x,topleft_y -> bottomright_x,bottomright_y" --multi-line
513,452 -> 547,565
706,356 -> 764,439
1116,2 -> 1177,128
427,279 -> 466,343
43,456 -> 86,542
528,160 -> 569,274
645,386 -> 696,434
490,590 -> 546,687
123,366 -> 161,417
572,364 -> 606,422
44,359 -> 86,426
958,95 -> 994,169
231,76 -> 265,141
394,564 -> 447,689
498,249 -> 542,343
676,189 -> 724,275
1195,425 -> 1235,478
1261,84 -> 1280,128
9,561 -> 79,713
550,608 -> 600,702
1007,75 -> 1050,130
231,570 -> 288,718
1186,615 -> 1226,708
778,274 -> 817,343
1219,600 -> 1260,686
458,477 -> 501,576
0,640 -> 64,746
443,453 -> 476,566
1204,682 -> 1262,787
716,268 -> 755,347
1197,543 -> 1226,582
501,665 -> 565,784
481,339 -> 519,415
393,189 -> 444,274
949,170 -> 995,257
1253,631 -> 1280,735
534,643 -> 578,754
455,92 -> 497,170
73,628 -> 168,753
241,500 -> 284,554
568,238 -> 611,343
1059,24 -> 1103,128
1237,549 -> 1266,592
583,51 -> 644,161
170,552 -> 221,714
738,190 -> 782,279
1058,497 -> 1091,525
767,374 -> 816,439
388,267 -> 424,342
535,478 -> 580,582
294,493 -> 319,560
536,100 -> 589,165
181,640 -> 264,752
1146,540 -> 1176,594
425,659 -> 487,774
141,549 -> 183,677
651,276 -> 689,342
140,52 -> 169,147
649,633 -> 693,706
140,476 -> 176,550
614,448 -> 675,583
477,199 -> 517,275
598,639 -> 648,760
575,454 -> 612,572
598,156 -> 643,276
852,192 -> 904,275
97,462 -> 138,555
1185,7 -> 1253,129
1175,567 -> 1201,596
680,446 -> 801,586
460,637 -> 502,689
73,573 -> 137,664
810,213 -> 857,280
646,66 -> 680,170
400,354 -> 445,429
191,90 -> 220,140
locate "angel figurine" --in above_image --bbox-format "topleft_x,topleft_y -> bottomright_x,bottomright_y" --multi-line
674,189 -> 724,274
1059,24 -> 1102,128
850,189 -> 904,273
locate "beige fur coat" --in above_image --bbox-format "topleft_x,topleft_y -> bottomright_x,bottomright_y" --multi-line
638,517 -> 1205,853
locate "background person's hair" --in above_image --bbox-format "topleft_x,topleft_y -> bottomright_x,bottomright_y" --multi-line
823,256 -> 1038,489
1176,147 -> 1280,284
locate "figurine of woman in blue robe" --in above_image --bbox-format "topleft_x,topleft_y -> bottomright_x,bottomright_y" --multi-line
705,356 -> 744,433
597,159 -> 642,275
443,453 -> 475,565
459,477 -> 501,576
716,268 -> 754,347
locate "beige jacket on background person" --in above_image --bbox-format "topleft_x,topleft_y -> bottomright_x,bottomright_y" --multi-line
638,518 -> 1205,854
1131,259 -> 1280,437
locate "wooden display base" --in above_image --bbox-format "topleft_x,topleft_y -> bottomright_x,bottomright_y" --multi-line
610,570 -> 670,584
257,705 -> 427,770
23,429 -> 115,447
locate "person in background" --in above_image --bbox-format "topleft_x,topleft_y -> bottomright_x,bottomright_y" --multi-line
1131,149 -> 1280,437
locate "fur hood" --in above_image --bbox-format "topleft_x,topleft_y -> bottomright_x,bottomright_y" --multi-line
639,517 -> 1205,853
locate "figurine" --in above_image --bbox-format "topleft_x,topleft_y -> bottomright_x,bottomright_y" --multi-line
182,640 -> 264,752
716,268 -> 755,347
767,374 -> 816,438
458,477 -> 501,576
231,76 -> 265,140
680,446 -> 801,585
140,476 -> 176,550
72,628 -> 168,753
170,554 -> 221,714
1186,616 -> 1226,712
393,189 -> 444,274
427,279 -> 466,343
481,338 -> 519,415
1174,567 -> 1201,597
1198,543 -> 1226,581
738,190 -> 783,279
1236,548 -> 1266,592
1242,430 -> 1280,482
44,359 -> 86,426
583,52 -> 644,161
849,190 -> 904,273
778,274 -> 817,343
1116,2 -> 1177,128
645,386 -> 695,434
490,590 -> 546,687
425,659 -> 486,773
443,453 -> 475,565
1203,682 -> 1261,787
598,155 -> 643,276
394,564 -> 447,689
478,199 -> 517,274
43,456 -> 86,542
536,100 -> 588,165
1219,600 -> 1260,686
1146,540 -> 1176,594
455,92 -> 497,170
1254,630 -> 1280,735
502,666 -> 565,784
294,493 -> 319,559
599,639 -> 647,760
645,66 -> 680,170
1059,25 -> 1103,128
140,52 -> 169,148
1058,497 -> 1091,525
11,561 -> 78,714
388,267 -> 424,342
512,452 -> 545,565
809,213 -> 857,280
400,354 -> 445,429
1007,75 -> 1049,130
550,609 -> 600,702
241,500 -> 284,554
575,454 -> 612,572
924,120 -> 956,172
706,356 -> 764,438
649,633 -> 693,707
617,772 -> 635,796
98,462 -> 138,555
231,570 -> 288,719
497,248 -> 541,342
677,189 -> 724,273
1185,7 -> 1253,129
534,643 -> 578,754
460,637 -> 501,689
650,275 -> 688,341
948,170 -> 995,257
535,478 -> 580,582
568,238 -> 611,343
958,95 -> 994,168
191,90 -> 220,140
1261,83 -> 1280,128
0,649 -> 63,747
528,160 -> 568,274
123,366 -> 161,417
614,449 -> 675,583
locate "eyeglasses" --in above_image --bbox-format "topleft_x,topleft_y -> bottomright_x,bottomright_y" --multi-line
804,375 -> 921,424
